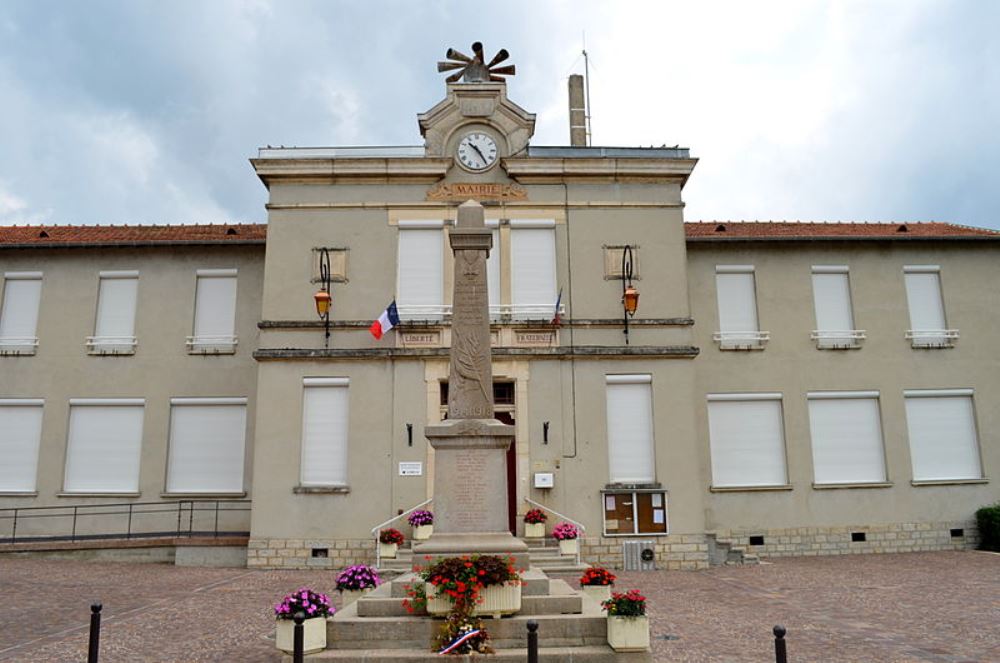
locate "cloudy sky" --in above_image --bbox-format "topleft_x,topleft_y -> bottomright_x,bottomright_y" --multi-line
1,1 -> 998,229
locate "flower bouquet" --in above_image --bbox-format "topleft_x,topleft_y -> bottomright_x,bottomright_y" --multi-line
552,521 -> 580,555
273,588 -> 332,653
579,566 -> 617,604
419,554 -> 523,618
602,589 -> 650,652
379,527 -> 405,558
336,564 -> 380,606
408,509 -> 434,540
523,508 -> 547,538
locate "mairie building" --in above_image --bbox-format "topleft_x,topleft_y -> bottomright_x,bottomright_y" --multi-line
1,61 -> 997,570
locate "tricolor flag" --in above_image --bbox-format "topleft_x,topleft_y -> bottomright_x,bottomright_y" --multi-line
369,300 -> 400,340
551,288 -> 563,326
438,629 -> 483,655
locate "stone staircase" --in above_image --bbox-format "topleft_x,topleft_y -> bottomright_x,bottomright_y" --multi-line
706,533 -> 759,567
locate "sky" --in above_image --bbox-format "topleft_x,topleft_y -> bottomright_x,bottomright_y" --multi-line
1,0 -> 998,229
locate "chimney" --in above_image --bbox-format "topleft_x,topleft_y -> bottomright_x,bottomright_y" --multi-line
568,74 -> 587,146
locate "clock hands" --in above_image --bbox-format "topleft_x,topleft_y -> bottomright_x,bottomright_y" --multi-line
470,142 -> 488,167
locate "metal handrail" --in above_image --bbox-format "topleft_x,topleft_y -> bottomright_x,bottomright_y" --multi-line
524,497 -> 586,566
371,498 -> 433,568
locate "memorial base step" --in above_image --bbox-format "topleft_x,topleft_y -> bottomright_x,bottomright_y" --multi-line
288,645 -> 652,662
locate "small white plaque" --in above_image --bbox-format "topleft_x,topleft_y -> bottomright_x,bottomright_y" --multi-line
398,462 -> 423,476
605,495 -> 616,510
533,472 -> 554,488
651,493 -> 663,508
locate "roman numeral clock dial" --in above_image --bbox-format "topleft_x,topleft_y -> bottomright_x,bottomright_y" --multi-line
456,132 -> 498,171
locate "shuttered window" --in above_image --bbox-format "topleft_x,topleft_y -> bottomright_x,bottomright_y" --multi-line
166,399 -> 247,494
190,269 -> 238,352
714,266 -> 765,348
300,378 -> 349,486
510,220 -> 557,319
811,267 -> 859,348
0,400 -> 44,493
63,400 -> 145,493
904,390 -> 982,481
0,272 -> 43,353
903,266 -> 952,347
807,392 -> 886,485
397,222 -> 444,320
707,394 -> 787,488
91,271 -> 138,353
486,220 -> 501,316
606,375 -> 655,484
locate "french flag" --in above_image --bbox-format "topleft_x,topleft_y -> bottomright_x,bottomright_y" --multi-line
369,300 -> 400,340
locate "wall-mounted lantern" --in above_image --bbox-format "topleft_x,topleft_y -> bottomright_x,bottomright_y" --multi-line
621,245 -> 639,345
314,248 -> 332,347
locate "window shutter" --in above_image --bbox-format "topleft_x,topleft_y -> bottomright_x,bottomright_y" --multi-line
63,401 -> 145,493
904,267 -> 947,332
486,222 -> 500,314
715,268 -> 759,335
510,221 -> 557,316
397,225 -> 443,317
301,378 -> 349,486
904,390 -> 982,481
166,399 -> 247,493
0,400 -> 44,492
811,269 -> 854,332
193,270 -> 238,345
606,375 -> 655,483
94,273 -> 138,341
0,273 -> 43,346
707,395 -> 787,487
807,393 -> 886,484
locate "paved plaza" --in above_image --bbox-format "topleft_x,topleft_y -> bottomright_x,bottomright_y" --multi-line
0,550 -> 996,662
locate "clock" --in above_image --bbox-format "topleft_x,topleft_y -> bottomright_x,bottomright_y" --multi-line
456,132 -> 499,171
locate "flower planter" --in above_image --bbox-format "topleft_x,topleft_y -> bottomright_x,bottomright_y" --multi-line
581,584 -> 612,605
339,588 -> 371,607
426,582 -> 522,618
413,524 -> 433,540
275,616 -> 327,654
524,522 -> 545,538
558,538 -> 579,556
607,615 -> 650,652
379,541 -> 399,559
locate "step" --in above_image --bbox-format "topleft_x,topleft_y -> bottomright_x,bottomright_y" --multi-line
290,645 -> 652,662
359,577 -> 582,617
385,568 -> 553,598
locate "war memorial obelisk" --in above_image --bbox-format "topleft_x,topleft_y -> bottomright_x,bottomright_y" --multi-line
413,199 -> 529,563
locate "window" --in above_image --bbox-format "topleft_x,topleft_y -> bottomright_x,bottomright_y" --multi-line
602,490 -> 667,535
903,266 -> 957,347
63,399 -> 144,493
486,220 -> 500,316
0,399 -> 44,493
707,394 -> 788,488
0,272 -> 43,355
510,220 -> 557,320
188,269 -> 238,353
713,266 -> 768,349
904,389 -> 982,482
166,398 -> 248,494
88,271 -> 138,354
807,392 -> 887,485
811,266 -> 863,348
396,221 -> 445,320
300,378 -> 349,487
605,374 -> 655,484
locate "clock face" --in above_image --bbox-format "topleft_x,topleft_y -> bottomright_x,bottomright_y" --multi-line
456,132 -> 499,171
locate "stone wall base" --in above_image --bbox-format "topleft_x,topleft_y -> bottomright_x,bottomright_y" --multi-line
581,534 -> 711,570
246,538 -> 374,570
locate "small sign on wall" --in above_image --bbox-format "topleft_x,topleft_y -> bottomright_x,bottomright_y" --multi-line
398,462 -> 423,476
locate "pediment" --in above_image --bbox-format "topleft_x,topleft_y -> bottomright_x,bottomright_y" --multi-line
418,83 -> 536,160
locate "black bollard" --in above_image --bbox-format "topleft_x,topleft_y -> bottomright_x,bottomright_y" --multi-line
292,611 -> 305,663
773,625 -> 787,663
87,602 -> 102,663
527,619 -> 539,663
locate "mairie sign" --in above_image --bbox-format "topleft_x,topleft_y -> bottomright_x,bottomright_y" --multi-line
426,182 -> 527,202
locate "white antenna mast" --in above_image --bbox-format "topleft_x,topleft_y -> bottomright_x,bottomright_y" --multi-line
582,33 -> 592,146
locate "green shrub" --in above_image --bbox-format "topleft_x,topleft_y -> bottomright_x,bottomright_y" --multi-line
975,502 -> 1000,552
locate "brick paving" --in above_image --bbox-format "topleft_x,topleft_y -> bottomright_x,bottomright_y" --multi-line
0,550 -> 996,662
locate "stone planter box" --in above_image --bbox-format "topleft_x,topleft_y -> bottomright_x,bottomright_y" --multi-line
607,615 -> 650,652
558,538 -> 579,556
581,584 -> 612,605
275,616 -> 327,654
413,524 -> 433,540
426,582 -> 522,618
379,541 -> 399,559
339,588 -> 372,607
524,522 -> 545,538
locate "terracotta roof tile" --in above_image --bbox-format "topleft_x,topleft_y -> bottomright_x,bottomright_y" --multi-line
0,223 -> 267,247
685,221 -> 1000,240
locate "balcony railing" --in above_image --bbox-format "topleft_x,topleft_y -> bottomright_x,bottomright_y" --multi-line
905,329 -> 959,348
395,304 -> 566,323
185,335 -> 238,354
810,330 -> 866,349
713,330 -> 770,350
0,336 -> 39,354
86,335 -> 137,355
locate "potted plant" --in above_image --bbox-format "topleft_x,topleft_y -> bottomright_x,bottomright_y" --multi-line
523,508 -> 547,538
273,588 -> 332,654
408,509 -> 434,540
602,589 -> 650,652
379,527 -> 405,559
579,566 -> 617,604
336,564 -> 380,606
419,554 -> 523,618
553,521 -> 579,555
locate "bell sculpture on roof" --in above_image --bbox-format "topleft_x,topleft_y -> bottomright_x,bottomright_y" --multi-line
437,42 -> 515,83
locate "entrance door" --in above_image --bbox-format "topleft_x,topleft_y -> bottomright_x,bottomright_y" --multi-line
495,411 -> 517,534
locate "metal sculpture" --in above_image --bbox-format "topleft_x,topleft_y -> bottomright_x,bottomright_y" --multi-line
437,42 -> 515,83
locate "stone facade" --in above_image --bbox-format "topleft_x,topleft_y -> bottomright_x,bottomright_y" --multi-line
245,538 -> 374,570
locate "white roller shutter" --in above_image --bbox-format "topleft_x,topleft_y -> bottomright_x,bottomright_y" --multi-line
193,270 -> 238,344
94,273 -> 138,341
397,225 -> 444,318
812,269 -> 854,334
0,400 -> 44,492
0,274 -> 43,346
486,223 -> 500,314
166,399 -> 247,493
904,391 -> 982,481
606,375 -> 655,484
904,267 -> 947,342
63,401 -> 145,493
715,268 -> 759,335
707,395 -> 787,487
807,393 -> 886,484
511,222 -> 557,316
301,378 -> 350,486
